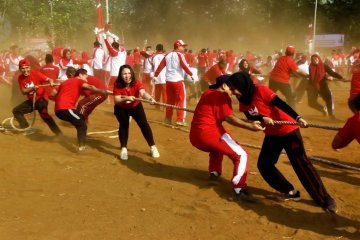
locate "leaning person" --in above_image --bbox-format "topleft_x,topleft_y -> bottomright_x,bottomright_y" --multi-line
190,75 -> 264,202
228,71 -> 337,213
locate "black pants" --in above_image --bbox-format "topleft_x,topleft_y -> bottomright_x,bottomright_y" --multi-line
114,103 -> 155,148
257,129 -> 333,208
56,109 -> 87,146
269,80 -> 295,108
12,98 -> 62,135
307,80 -> 334,116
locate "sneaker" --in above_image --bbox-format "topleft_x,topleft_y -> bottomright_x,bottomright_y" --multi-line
322,106 -> 328,117
284,190 -> 301,201
150,145 -> 160,158
175,121 -> 188,127
164,119 -> 172,125
324,198 -> 337,214
209,171 -> 220,181
78,146 -> 87,152
234,188 -> 257,203
120,147 -> 128,160
23,128 -> 36,136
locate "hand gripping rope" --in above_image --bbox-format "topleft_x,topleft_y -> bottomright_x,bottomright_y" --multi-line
0,84 -> 59,132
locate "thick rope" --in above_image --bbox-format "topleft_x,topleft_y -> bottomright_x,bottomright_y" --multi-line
272,120 -> 341,131
133,97 -> 195,113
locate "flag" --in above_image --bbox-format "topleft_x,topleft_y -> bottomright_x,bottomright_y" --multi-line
97,0 -> 104,30
308,23 -> 314,40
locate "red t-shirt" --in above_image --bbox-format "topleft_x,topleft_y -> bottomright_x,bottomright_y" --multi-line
337,112 -> 360,145
126,55 -> 135,67
18,70 -> 48,100
350,62 -> 360,100
133,51 -> 141,65
203,64 -> 226,84
40,64 -> 60,81
113,80 -> 144,109
55,77 -> 85,110
190,89 -> 233,136
197,53 -> 208,68
270,56 -> 298,83
185,52 -> 196,67
82,75 -> 106,97
239,85 -> 299,135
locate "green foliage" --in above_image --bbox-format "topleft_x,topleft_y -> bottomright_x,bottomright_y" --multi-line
1,0 -> 360,52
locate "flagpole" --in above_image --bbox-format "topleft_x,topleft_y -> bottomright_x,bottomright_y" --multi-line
313,0 -> 318,52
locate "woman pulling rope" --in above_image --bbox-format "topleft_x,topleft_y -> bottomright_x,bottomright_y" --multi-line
227,71 -> 337,214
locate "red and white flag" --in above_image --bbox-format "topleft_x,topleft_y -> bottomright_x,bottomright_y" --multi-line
97,0 -> 104,30
308,23 -> 314,40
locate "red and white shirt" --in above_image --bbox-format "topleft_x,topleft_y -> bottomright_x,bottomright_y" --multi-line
151,51 -> 166,84
154,50 -> 193,82
104,39 -> 126,77
239,85 -> 299,135
18,70 -> 48,100
92,47 -> 105,70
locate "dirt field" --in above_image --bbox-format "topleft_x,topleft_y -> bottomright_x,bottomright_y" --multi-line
0,80 -> 359,240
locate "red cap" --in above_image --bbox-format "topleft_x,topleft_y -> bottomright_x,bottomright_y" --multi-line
285,46 -> 296,56
174,40 -> 188,49
18,59 -> 30,68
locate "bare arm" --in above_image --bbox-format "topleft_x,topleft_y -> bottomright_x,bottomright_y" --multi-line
82,83 -> 109,95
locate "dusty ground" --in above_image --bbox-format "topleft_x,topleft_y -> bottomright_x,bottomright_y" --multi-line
0,80 -> 359,240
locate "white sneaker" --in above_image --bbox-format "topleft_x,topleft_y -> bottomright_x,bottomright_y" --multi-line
78,146 -> 87,152
23,128 -> 36,136
150,146 -> 160,158
120,147 -> 128,160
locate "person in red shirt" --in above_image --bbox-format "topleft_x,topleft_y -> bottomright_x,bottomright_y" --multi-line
133,47 -> 141,80
40,54 -> 60,101
12,59 -> 62,136
185,49 -> 196,67
269,46 -> 308,108
190,75 -> 264,202
308,54 -> 344,120
203,58 -> 227,85
349,58 -> 360,113
113,64 -> 160,160
332,93 -> 360,149
54,68 -> 109,151
228,72 -> 337,214
61,67 -> 107,123
197,48 -> 208,91
125,50 -> 134,67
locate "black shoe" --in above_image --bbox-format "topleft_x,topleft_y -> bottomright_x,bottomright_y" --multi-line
284,190 -> 301,201
323,198 -> 337,214
235,188 -> 257,203
209,172 -> 220,181
208,172 -> 220,185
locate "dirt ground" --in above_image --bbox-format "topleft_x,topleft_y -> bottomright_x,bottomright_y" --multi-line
0,80 -> 359,240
